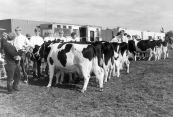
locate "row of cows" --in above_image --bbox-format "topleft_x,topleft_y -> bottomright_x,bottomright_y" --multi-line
29,38 -> 169,93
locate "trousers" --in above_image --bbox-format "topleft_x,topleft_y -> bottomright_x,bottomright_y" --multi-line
5,61 -> 21,91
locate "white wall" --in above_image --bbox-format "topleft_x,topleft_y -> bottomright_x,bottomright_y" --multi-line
154,33 -> 165,40
125,29 -> 142,38
142,31 -> 155,40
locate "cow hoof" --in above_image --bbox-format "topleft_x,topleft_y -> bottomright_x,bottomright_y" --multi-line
81,89 -> 85,93
47,85 -> 51,88
100,88 -> 103,92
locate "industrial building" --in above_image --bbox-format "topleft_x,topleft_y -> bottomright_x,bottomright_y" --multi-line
0,19 -> 102,42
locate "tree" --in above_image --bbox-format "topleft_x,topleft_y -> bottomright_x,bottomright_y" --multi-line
160,27 -> 164,33
165,30 -> 173,44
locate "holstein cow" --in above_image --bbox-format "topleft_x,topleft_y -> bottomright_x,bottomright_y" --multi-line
99,41 -> 115,83
65,41 -> 116,84
111,42 -> 130,77
161,40 -> 169,59
47,43 -> 104,93
38,40 -> 75,84
128,39 -> 159,61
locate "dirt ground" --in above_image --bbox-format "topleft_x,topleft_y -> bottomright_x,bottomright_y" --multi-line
1,49 -> 173,117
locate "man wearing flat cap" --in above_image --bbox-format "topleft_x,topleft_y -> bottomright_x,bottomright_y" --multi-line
44,29 -> 55,42
3,32 -> 21,94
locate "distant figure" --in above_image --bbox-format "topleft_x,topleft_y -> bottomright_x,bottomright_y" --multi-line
26,34 -> 31,40
110,30 -> 127,43
44,30 -> 55,42
70,32 -> 78,42
127,35 -> 132,40
57,29 -> 67,42
1,32 -> 8,53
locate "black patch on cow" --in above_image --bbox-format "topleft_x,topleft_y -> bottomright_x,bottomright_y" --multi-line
82,45 -> 95,61
128,40 -> 136,53
49,57 -> 54,65
57,44 -> 72,67
91,42 -> 104,67
119,42 -> 128,55
102,42 -> 114,65
114,56 -> 119,60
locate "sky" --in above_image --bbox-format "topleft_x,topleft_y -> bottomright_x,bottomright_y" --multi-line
0,0 -> 173,32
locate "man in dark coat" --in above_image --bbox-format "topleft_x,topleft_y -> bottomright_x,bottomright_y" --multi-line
3,32 -> 21,94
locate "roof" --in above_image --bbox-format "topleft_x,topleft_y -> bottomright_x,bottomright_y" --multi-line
0,18 -> 101,28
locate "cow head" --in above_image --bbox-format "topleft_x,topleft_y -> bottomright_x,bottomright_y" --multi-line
39,41 -> 52,62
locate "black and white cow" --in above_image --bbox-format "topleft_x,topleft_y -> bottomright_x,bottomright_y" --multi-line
161,40 -> 169,59
99,41 -> 115,83
110,42 -> 130,77
47,43 -> 104,93
128,39 -> 159,61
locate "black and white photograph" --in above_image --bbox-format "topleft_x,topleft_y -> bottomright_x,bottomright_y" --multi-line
0,0 -> 173,116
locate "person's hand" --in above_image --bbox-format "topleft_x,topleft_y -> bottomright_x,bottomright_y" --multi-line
14,56 -> 21,60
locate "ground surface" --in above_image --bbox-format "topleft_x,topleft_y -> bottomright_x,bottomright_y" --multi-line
1,49 -> 173,117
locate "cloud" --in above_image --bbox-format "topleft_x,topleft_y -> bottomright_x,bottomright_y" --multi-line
0,0 -> 173,32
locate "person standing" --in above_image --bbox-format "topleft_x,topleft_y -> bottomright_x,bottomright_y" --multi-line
13,27 -> 30,51
4,32 -> 21,94
1,32 -> 8,54
13,27 -> 31,83
30,28 -> 44,78
57,30 -> 67,42
26,34 -> 31,41
69,32 -> 79,42
44,30 -> 55,42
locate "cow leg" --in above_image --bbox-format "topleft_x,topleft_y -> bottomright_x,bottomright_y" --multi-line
69,73 -> 73,83
148,51 -> 152,61
20,60 -> 28,83
103,67 -> 109,83
125,59 -> 130,73
81,74 -> 90,93
55,71 -> 61,85
47,64 -> 55,87
115,60 -> 120,77
133,52 -> 137,61
93,67 -> 104,92
60,71 -> 64,84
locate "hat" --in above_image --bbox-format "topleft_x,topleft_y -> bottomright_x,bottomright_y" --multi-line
8,32 -> 16,40
48,30 -> 54,34
26,34 -> 31,38
71,32 -> 76,37
15,27 -> 21,31
59,29 -> 64,34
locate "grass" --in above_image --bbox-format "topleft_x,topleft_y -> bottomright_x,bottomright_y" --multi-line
1,49 -> 173,117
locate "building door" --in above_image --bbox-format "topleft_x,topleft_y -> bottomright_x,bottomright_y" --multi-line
90,31 -> 94,41
79,27 -> 87,42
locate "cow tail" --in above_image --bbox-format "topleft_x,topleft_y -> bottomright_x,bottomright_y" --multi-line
109,43 -> 115,65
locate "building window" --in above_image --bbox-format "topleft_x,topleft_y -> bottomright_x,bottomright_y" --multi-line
63,26 -> 66,28
57,25 -> 61,28
48,25 -> 52,29
69,26 -> 72,29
